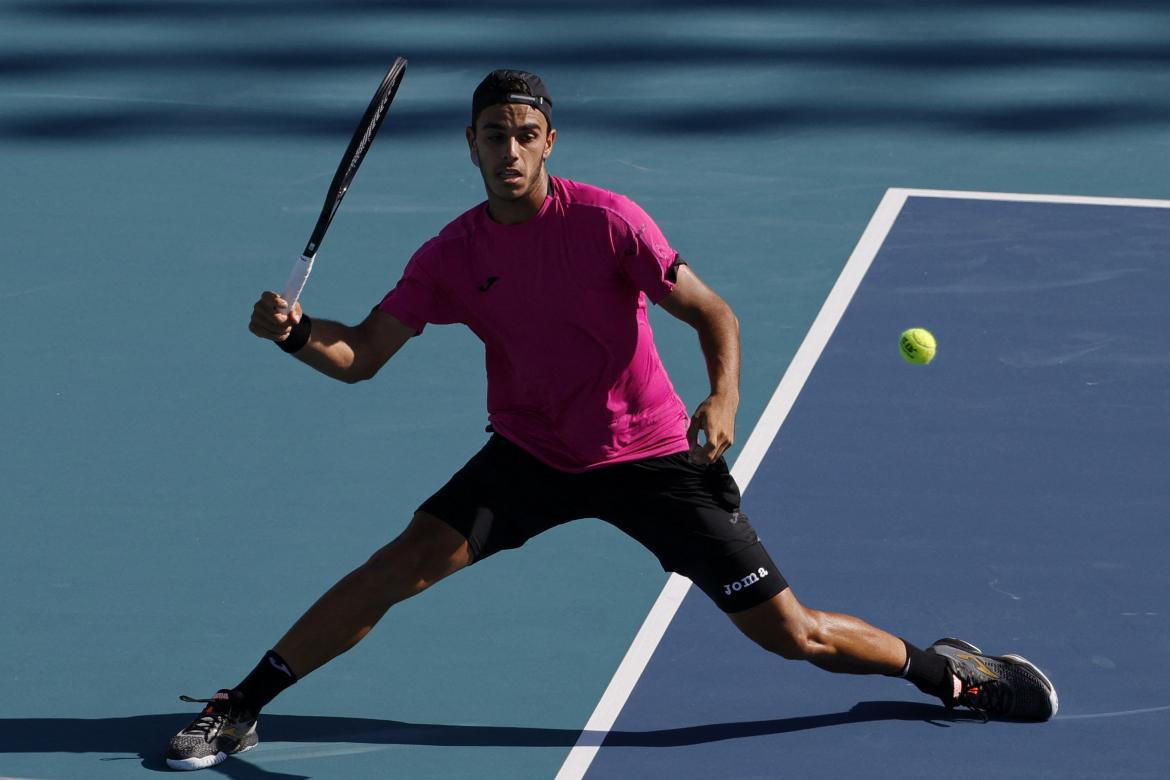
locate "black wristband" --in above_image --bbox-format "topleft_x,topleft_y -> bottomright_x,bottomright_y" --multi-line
277,313 -> 312,354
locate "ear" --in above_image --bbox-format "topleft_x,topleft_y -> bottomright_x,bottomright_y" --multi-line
465,127 -> 480,168
542,127 -> 557,161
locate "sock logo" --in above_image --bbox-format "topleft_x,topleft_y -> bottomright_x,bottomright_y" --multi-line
723,567 -> 769,596
268,655 -> 294,679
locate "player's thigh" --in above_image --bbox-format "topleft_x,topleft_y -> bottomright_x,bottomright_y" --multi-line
598,452 -> 788,613
416,434 -> 584,563
360,510 -> 473,594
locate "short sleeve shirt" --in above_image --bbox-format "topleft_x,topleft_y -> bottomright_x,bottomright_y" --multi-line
378,177 -> 690,472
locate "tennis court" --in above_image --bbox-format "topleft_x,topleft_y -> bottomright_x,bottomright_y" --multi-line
2,2 -> 1168,778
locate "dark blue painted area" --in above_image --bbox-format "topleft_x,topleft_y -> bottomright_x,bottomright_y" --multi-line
585,197 -> 1170,778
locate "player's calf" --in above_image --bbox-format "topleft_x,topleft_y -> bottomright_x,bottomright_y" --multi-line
730,591 -> 908,674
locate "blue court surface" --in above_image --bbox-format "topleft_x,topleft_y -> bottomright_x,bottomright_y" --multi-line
3,2 -> 1170,779
567,190 -> 1170,779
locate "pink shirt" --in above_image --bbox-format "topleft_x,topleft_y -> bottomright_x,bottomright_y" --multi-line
378,177 -> 690,472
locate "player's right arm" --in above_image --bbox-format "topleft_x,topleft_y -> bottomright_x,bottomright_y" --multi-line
249,291 -> 415,383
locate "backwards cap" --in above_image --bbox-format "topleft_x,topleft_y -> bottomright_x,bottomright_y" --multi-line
471,69 -> 553,128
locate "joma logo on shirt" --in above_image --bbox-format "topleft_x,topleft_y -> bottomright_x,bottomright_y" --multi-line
723,567 -> 770,596
476,276 -> 501,292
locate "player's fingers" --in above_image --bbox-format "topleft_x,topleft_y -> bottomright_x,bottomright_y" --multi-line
249,316 -> 289,339
249,319 -> 291,340
249,303 -> 292,339
711,427 -> 734,457
697,439 -> 719,464
272,293 -> 301,317
688,429 -> 711,464
258,290 -> 283,311
254,293 -> 291,320
252,293 -> 289,325
258,291 -> 294,318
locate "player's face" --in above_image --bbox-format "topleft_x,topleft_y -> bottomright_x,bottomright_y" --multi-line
467,103 -> 556,209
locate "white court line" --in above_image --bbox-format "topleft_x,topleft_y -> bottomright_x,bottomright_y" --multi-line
891,187 -> 1170,210
555,188 -> 912,780
1056,704 -> 1170,721
555,185 -> 1170,780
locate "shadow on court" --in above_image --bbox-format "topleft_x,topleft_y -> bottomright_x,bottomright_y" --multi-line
7,101 -> 1170,143
5,1 -> 1170,141
0,701 -> 978,777
16,0 -> 1170,15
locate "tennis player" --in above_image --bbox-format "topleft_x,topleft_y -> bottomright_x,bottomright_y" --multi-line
166,69 -> 1058,771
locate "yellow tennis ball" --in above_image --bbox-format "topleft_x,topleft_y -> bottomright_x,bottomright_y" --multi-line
899,327 -> 937,365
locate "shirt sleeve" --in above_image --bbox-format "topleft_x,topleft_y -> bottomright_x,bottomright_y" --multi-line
611,198 -> 680,305
376,240 -> 462,332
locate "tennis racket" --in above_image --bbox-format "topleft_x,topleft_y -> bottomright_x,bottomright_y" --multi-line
280,56 -> 408,311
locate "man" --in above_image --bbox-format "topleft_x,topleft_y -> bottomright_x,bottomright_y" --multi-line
165,70 -> 1058,772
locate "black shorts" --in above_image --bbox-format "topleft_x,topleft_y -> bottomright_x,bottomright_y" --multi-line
419,434 -> 787,613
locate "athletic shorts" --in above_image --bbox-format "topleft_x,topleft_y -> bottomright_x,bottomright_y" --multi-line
419,434 -> 787,613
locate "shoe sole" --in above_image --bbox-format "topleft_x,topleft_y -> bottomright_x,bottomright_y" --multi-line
165,741 -> 256,772
166,751 -> 228,771
165,725 -> 258,772
933,637 -> 1059,719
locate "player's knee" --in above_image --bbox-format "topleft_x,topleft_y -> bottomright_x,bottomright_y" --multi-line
358,542 -> 435,597
762,624 -> 816,661
746,606 -> 821,661
359,513 -> 467,595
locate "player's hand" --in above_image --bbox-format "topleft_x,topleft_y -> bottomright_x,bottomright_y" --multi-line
249,291 -> 303,342
687,391 -> 738,464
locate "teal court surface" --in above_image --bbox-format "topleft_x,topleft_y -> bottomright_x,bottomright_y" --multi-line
3,2 -> 1170,778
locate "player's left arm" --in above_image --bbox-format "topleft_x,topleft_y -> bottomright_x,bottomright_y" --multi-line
658,262 -> 741,464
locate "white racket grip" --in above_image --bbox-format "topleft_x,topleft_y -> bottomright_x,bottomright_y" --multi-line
280,254 -> 315,312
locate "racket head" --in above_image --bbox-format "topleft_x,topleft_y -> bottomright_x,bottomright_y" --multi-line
303,56 -> 408,257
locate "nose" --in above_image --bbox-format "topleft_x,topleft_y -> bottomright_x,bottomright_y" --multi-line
503,136 -> 520,160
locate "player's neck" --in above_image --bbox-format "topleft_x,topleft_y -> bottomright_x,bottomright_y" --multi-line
486,173 -> 551,225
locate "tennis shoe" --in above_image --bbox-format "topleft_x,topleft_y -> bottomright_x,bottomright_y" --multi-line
165,690 -> 259,771
929,637 -> 1058,721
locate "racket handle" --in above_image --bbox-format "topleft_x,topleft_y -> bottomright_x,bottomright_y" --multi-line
280,254 -> 315,312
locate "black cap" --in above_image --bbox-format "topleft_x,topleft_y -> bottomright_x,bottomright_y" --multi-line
471,69 -> 553,128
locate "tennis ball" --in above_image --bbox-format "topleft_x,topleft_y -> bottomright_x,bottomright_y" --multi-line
899,327 -> 937,365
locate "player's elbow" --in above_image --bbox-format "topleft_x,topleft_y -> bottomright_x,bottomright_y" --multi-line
339,311 -> 411,384
702,299 -> 738,338
340,330 -> 395,383
342,360 -> 379,384
725,305 -> 740,335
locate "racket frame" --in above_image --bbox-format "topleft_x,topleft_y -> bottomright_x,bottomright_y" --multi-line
280,56 -> 408,310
